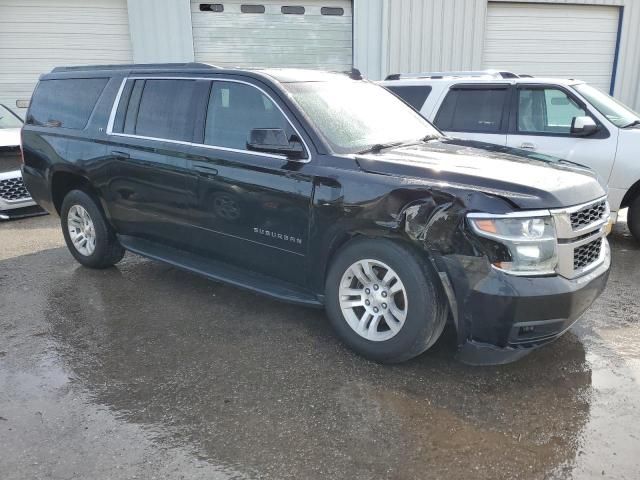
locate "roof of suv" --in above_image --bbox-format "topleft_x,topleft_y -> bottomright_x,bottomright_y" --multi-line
379,70 -> 585,87
45,64 -> 354,84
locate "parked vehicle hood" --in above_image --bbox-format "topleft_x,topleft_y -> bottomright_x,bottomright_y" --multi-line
0,127 -> 21,147
355,138 -> 606,210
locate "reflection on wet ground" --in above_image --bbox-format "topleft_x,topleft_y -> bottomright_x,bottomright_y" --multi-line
1,215 -> 639,479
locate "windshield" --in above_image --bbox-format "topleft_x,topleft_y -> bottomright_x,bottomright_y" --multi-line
0,105 -> 23,129
574,84 -> 640,128
284,80 -> 441,154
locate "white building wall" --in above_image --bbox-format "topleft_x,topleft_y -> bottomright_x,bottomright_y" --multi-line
354,0 -> 640,111
126,0 -> 195,63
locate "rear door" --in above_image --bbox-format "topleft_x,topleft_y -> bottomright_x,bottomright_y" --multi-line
105,77 -> 209,247
432,84 -> 510,145
505,84 -> 617,182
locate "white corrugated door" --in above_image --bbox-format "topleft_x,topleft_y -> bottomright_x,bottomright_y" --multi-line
483,2 -> 620,91
191,0 -> 352,71
0,0 -> 133,111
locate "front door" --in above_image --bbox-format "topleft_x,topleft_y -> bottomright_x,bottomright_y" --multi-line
505,85 -> 617,186
188,79 -> 314,285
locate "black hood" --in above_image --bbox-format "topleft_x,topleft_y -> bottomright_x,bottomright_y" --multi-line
355,138 -> 606,210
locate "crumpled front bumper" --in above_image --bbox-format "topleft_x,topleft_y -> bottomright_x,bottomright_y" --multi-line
440,240 -> 610,366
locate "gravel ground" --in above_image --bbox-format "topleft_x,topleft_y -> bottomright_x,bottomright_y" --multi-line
1,213 -> 638,480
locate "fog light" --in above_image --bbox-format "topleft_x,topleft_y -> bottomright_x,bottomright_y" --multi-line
519,326 -> 536,336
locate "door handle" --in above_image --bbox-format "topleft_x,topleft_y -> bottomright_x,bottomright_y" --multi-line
112,150 -> 130,159
194,164 -> 218,178
520,142 -> 536,150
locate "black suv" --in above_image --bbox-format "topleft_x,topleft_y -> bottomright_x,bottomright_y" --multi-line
22,64 -> 611,365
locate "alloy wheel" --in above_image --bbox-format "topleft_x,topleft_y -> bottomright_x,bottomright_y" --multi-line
338,259 -> 408,341
67,204 -> 96,256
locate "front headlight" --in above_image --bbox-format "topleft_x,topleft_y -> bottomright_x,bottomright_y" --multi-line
468,214 -> 558,275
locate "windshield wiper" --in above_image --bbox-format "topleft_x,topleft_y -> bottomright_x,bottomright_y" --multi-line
356,141 -> 409,155
622,119 -> 640,128
357,135 -> 441,155
422,134 -> 441,142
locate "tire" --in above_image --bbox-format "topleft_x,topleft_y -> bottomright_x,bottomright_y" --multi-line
627,195 -> 640,242
325,238 -> 448,364
60,189 -> 125,269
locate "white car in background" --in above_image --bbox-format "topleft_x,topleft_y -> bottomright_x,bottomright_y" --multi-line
0,104 -> 41,219
379,71 -> 640,241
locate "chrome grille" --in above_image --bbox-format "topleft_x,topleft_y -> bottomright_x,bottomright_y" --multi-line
0,176 -> 30,201
569,200 -> 607,230
574,238 -> 603,270
552,197 -> 609,279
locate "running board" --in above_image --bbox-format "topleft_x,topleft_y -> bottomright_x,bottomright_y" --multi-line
118,235 -> 323,308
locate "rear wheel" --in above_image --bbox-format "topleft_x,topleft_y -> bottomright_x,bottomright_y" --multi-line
325,238 -> 448,363
627,195 -> 640,242
61,189 -> 124,269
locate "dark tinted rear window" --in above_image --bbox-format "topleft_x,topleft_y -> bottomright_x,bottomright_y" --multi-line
385,85 -> 432,110
434,87 -> 508,133
28,78 -> 108,129
131,79 -> 204,142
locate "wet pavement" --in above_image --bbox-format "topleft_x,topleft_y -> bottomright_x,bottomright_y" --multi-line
1,214 -> 639,480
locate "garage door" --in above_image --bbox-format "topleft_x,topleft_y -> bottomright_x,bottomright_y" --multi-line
483,2 -> 620,92
0,0 -> 132,112
191,0 -> 352,71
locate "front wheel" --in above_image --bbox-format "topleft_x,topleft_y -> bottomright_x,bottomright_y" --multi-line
627,195 -> 640,242
325,238 -> 448,363
61,189 -> 125,269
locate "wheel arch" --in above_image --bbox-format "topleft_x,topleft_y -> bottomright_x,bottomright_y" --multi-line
620,178 -> 640,209
320,230 -> 458,330
50,168 -> 101,215
317,197 -> 470,338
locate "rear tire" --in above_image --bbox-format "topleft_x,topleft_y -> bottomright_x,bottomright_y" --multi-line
61,189 -> 125,269
325,238 -> 448,364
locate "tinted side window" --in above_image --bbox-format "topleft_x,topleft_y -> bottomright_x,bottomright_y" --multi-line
28,78 -> 108,129
133,79 -> 204,142
386,85 -> 432,111
518,87 -> 587,134
434,88 -> 508,133
204,82 -> 291,150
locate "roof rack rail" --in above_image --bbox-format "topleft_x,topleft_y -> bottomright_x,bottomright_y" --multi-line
51,62 -> 220,73
384,70 -> 519,81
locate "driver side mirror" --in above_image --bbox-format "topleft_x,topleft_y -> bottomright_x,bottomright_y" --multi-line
571,116 -> 598,137
247,128 -> 305,160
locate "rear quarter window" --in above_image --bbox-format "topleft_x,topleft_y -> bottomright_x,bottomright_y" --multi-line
385,85 -> 432,111
27,78 -> 108,129
434,87 -> 508,133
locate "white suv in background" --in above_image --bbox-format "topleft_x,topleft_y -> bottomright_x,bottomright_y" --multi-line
379,71 -> 640,241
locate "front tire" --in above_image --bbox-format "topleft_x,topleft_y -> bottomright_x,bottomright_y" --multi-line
61,189 -> 125,269
627,195 -> 640,242
325,238 -> 448,363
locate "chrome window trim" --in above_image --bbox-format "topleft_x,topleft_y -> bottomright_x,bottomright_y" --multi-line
105,76 -> 312,163
106,77 -> 127,134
